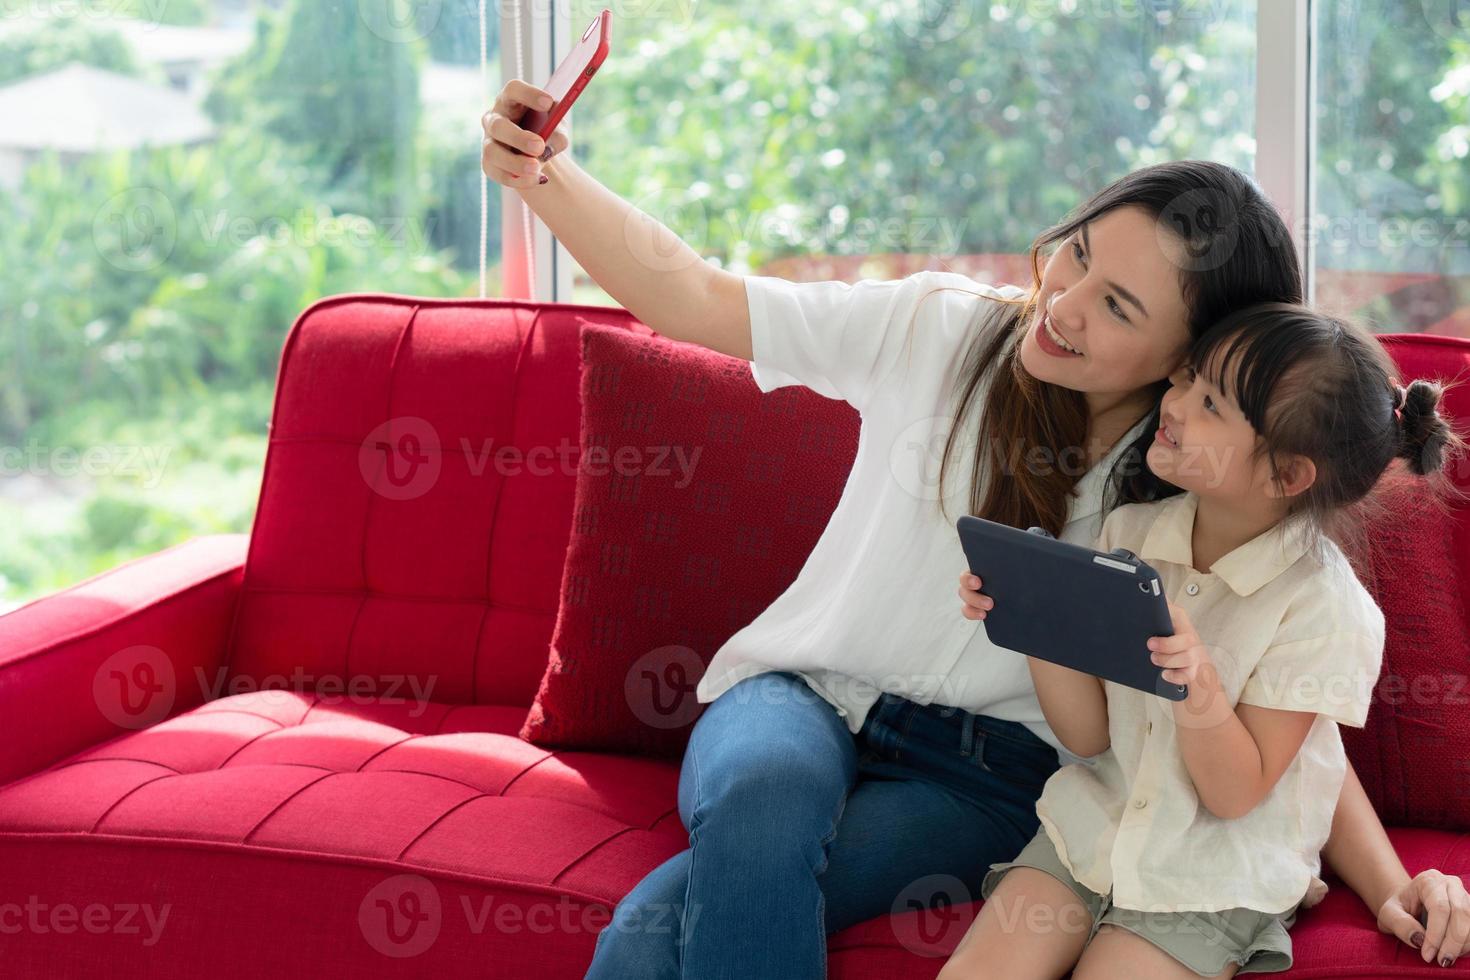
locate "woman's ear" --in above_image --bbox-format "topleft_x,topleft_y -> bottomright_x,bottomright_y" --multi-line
1268,453 -> 1317,499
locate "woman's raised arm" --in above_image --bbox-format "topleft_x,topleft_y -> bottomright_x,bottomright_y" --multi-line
481,79 -> 752,362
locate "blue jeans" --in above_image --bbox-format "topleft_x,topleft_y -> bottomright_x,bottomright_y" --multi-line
583,670 -> 1062,979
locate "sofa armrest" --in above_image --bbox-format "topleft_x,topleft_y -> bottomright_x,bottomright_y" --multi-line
0,534 -> 248,785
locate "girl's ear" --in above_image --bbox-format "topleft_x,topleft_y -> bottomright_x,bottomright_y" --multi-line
1268,453 -> 1318,499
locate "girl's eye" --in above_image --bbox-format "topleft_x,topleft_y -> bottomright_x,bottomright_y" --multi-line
1071,240 -> 1085,263
1204,394 -> 1219,415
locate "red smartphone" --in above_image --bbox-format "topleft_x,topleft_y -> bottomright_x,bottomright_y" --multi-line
517,8 -> 611,149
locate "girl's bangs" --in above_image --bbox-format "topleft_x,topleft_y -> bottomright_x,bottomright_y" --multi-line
1189,307 -> 1319,433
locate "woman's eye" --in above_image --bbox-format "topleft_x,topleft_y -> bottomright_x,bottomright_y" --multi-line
1106,296 -> 1129,322
1071,241 -> 1085,263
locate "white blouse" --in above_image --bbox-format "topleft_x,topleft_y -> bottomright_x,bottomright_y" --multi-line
695,271 -> 1152,762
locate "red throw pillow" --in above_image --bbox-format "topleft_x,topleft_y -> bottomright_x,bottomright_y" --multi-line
1343,476 -> 1470,831
1340,335 -> 1470,832
520,320 -> 860,758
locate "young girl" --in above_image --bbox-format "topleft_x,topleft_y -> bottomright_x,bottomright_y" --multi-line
944,303 -> 1464,980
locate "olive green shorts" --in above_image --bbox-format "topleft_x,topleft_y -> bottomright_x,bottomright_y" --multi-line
981,829 -> 1298,976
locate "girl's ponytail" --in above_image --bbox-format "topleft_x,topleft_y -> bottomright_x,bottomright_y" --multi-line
1394,379 -> 1455,477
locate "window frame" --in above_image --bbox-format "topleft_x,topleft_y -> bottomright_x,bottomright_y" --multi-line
1255,0 -> 1315,303
499,0 -> 571,301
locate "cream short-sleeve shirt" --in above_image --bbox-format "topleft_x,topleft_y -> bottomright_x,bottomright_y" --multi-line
1034,492 -> 1386,914
695,271 -> 1151,761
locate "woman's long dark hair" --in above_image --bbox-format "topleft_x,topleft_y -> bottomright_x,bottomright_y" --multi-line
934,160 -> 1304,534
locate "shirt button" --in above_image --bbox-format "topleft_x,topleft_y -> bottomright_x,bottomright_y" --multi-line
1186,583 -> 1200,596
1133,797 -> 1148,809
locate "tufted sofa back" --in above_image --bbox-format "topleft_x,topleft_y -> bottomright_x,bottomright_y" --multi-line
224,295 -> 650,707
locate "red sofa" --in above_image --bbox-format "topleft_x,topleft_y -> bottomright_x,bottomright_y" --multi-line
1,294 -> 1466,978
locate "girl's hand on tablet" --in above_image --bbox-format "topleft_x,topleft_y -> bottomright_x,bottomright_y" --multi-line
957,572 -> 994,621
1147,602 -> 1214,687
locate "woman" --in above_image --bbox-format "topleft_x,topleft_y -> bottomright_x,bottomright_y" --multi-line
481,80 -> 1470,978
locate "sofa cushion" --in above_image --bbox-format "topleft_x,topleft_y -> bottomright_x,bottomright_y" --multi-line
0,689 -> 687,976
1342,334 -> 1470,832
520,321 -> 860,758
2,694 -> 1466,980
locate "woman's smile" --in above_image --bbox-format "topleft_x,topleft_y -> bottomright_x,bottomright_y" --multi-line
1035,311 -> 1084,357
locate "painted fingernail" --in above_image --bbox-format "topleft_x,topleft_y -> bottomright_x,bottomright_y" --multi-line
538,175 -> 548,185
1412,932 -> 1425,948
1441,956 -> 1453,967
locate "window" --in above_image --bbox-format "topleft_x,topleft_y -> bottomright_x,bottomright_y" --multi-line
6,0 -> 1464,613
0,2 -> 496,612
1313,1 -> 1469,335
563,0 -> 1258,303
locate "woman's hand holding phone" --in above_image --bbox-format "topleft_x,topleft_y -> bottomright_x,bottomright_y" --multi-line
483,10 -> 607,188
481,80 -> 572,188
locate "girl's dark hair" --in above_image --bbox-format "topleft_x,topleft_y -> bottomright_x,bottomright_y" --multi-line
1188,302 -> 1467,552
932,160 -> 1302,534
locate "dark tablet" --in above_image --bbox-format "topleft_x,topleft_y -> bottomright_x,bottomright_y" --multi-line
956,514 -> 1187,701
